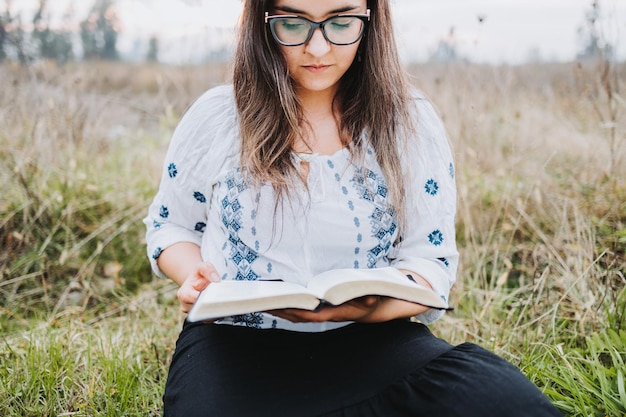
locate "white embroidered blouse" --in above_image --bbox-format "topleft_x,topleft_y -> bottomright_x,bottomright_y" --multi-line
144,85 -> 458,332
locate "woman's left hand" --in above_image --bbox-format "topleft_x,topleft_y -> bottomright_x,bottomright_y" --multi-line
268,296 -> 430,323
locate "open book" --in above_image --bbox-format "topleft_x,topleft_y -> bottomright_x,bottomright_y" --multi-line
187,267 -> 450,322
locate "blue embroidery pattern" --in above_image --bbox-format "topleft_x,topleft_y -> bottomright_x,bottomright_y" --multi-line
159,205 -> 169,219
232,313 -> 264,328
167,163 -> 178,178
437,257 -> 450,267
221,170 -> 260,281
152,247 -> 163,260
351,168 -> 397,267
195,222 -> 206,232
425,179 -> 439,196
428,230 -> 444,246
449,162 -> 455,179
193,191 -> 207,203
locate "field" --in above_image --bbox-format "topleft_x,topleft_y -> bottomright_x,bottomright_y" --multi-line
1,60 -> 625,416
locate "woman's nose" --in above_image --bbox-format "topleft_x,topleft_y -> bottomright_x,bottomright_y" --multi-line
304,28 -> 331,57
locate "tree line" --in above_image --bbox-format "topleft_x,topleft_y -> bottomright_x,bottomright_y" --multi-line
0,0 -> 159,65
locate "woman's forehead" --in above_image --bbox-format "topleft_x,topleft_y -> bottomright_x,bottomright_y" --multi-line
272,0 -> 367,18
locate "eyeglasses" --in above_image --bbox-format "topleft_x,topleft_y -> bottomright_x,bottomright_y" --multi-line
264,9 -> 370,46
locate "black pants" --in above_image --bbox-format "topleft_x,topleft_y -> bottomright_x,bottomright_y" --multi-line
163,320 -> 562,417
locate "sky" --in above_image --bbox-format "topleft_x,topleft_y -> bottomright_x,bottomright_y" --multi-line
7,0 -> 626,64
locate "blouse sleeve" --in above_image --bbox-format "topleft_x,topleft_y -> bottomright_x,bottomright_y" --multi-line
143,85 -> 238,278
389,96 -> 458,324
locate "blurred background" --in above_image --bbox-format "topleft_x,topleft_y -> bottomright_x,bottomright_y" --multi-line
2,0 -> 625,65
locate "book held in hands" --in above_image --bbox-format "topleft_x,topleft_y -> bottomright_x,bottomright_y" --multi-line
187,267 -> 451,322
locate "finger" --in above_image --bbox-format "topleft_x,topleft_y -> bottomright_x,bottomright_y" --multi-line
177,285 -> 200,309
190,270 -> 215,293
191,278 -> 210,292
179,298 -> 193,313
268,309 -> 326,323
197,262 -> 221,284
353,295 -> 381,308
267,309 -> 304,322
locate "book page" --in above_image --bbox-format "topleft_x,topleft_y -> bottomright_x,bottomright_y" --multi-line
306,267 -> 448,309
187,280 -> 321,322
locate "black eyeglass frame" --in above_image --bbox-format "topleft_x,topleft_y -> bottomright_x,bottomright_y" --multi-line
264,9 -> 371,46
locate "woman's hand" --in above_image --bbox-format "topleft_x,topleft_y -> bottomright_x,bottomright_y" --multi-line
156,243 -> 221,313
269,269 -> 433,323
177,262 -> 221,313
269,296 -> 431,324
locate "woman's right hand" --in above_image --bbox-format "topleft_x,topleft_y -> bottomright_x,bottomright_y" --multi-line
177,262 -> 221,313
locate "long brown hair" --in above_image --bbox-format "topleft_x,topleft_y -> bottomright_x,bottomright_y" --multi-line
233,0 -> 415,230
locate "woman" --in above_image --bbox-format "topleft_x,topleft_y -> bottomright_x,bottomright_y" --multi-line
144,0 -> 562,415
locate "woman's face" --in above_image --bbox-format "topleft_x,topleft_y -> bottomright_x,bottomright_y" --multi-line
270,0 -> 368,97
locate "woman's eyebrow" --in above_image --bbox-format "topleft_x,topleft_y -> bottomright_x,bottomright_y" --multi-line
275,5 -> 361,15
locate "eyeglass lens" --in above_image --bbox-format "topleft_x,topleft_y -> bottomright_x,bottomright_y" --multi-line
271,16 -> 365,46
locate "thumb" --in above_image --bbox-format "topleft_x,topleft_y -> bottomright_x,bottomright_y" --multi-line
199,262 -> 221,282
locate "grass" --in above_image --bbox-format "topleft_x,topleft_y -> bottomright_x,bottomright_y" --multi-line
1,59 -> 625,415
0,281 -> 179,416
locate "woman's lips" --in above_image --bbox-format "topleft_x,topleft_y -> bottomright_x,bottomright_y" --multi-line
304,65 -> 330,73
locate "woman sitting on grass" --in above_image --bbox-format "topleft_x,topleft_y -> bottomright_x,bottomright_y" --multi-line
144,0 -> 562,415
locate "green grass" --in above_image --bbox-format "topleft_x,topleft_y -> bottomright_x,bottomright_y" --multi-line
0,60 -> 624,415
522,328 -> 626,416
0,281 -> 180,416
